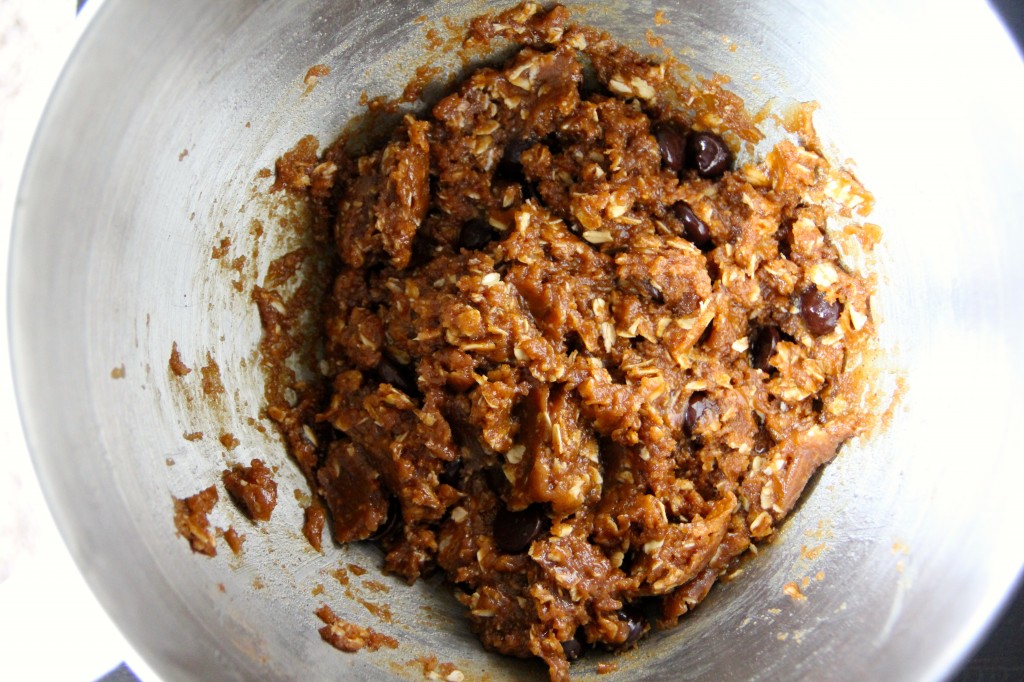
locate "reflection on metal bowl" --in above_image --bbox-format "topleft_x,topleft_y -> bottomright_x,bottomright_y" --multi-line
9,1 -> 1024,680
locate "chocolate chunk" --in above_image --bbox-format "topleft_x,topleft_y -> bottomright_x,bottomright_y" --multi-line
493,504 -> 547,554
376,356 -> 419,396
671,200 -> 712,248
684,391 -> 714,437
457,219 -> 497,251
751,325 -> 781,372
618,604 -> 647,645
562,634 -> 585,661
800,287 -> 841,336
686,131 -> 731,178
652,121 -> 686,172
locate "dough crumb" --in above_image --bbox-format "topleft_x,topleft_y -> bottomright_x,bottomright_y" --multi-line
221,526 -> 245,555
219,432 -> 240,450
173,486 -> 218,556
315,605 -> 398,652
783,581 -> 807,602
169,341 -> 192,376
303,64 -> 330,96
200,353 -> 225,396
222,459 -> 278,522
303,503 -> 326,552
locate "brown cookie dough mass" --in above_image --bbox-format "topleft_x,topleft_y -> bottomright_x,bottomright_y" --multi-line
260,3 -> 881,679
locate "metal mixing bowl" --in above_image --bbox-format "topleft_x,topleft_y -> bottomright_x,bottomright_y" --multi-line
9,0 -> 1024,680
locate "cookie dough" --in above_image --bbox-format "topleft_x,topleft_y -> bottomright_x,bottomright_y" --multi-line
262,3 -> 880,679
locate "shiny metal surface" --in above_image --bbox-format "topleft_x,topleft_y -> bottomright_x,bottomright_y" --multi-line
9,1 -> 1024,680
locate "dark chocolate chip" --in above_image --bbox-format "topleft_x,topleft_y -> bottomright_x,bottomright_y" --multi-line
376,356 -> 419,396
751,325 -> 781,372
542,133 -> 564,156
697,320 -> 714,347
522,181 -> 540,202
451,421 -> 486,459
562,634 -> 585,662
408,233 -> 438,270
497,136 -> 536,181
675,291 -> 701,317
638,278 -> 665,305
686,131 -> 732,178
618,549 -> 638,574
618,604 -> 647,645
457,219 -> 496,251
439,458 -> 462,487
493,504 -> 547,554
776,219 -> 793,259
683,391 -> 713,437
754,424 -> 774,454
706,258 -> 722,283
652,121 -> 686,172
368,498 -> 401,542
564,331 -> 586,354
483,465 -> 507,493
800,287 -> 841,336
671,201 -> 712,248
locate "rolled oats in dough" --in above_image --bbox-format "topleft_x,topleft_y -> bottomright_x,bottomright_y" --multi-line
258,4 -> 883,679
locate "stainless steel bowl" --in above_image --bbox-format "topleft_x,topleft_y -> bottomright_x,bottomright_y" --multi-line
10,1 -> 1024,680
